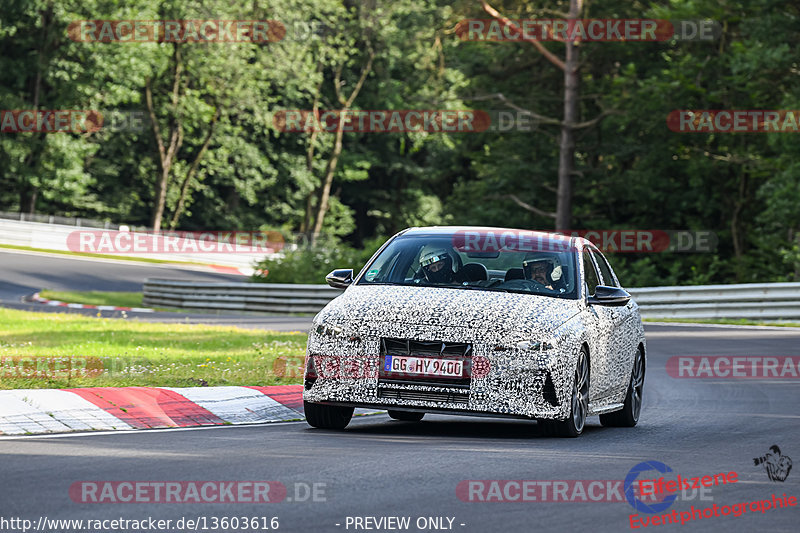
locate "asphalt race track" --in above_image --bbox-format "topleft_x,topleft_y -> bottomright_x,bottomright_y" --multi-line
1,323 -> 798,533
0,249 -> 313,331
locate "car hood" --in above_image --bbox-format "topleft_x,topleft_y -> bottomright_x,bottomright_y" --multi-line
316,284 -> 580,337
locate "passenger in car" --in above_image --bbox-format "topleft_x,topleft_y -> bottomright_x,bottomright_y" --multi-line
522,255 -> 567,292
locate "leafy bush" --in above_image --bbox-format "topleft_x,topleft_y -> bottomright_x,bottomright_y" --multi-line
252,236 -> 385,284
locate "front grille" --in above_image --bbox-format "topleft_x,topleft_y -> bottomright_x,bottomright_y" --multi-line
379,337 -> 473,386
382,338 -> 472,358
378,387 -> 469,405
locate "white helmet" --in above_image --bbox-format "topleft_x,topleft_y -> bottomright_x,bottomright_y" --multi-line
419,247 -> 455,282
523,253 -> 561,281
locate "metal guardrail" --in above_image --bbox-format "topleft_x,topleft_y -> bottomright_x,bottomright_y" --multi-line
143,279 -> 342,313
628,283 -> 800,319
0,210 -> 132,229
143,279 -> 800,320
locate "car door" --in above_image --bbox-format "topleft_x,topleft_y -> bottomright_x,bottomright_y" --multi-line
581,250 -> 616,401
589,248 -> 637,398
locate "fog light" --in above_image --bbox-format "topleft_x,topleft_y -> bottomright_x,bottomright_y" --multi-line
517,339 -> 555,351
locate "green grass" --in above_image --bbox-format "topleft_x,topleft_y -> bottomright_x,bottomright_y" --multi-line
39,289 -> 145,309
0,243 -> 209,266
36,289 -> 307,315
644,317 -> 800,327
0,308 -> 308,389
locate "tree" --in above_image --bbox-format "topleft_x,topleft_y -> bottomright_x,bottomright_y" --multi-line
142,0 -> 270,230
480,0 -> 611,230
0,0 -> 104,215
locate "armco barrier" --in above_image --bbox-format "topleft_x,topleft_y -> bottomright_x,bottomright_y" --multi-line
628,282 -> 800,320
142,279 -> 800,319
143,279 -> 342,313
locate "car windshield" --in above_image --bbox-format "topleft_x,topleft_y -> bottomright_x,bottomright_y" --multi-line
357,232 -> 579,299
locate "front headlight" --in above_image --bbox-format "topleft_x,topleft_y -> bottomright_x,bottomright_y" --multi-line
314,322 -> 343,337
311,313 -> 342,337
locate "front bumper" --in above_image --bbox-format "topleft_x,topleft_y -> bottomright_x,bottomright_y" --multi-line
302,326 -> 571,420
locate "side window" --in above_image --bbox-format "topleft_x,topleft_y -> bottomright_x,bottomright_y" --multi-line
591,250 -> 620,288
406,254 -> 422,280
582,252 -> 600,296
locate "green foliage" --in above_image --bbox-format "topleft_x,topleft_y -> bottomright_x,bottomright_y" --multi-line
2,0 -> 800,285
252,235 -> 385,284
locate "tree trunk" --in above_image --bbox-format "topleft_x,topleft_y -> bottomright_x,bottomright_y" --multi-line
555,0 -> 581,231
482,0 -> 584,231
730,171 -> 748,282
301,76 -> 324,236
20,26 -> 44,216
307,49 -> 374,245
168,106 -> 220,229
148,44 -> 184,230
27,187 -> 38,214
19,186 -> 38,215
151,165 -> 171,231
309,113 -> 347,245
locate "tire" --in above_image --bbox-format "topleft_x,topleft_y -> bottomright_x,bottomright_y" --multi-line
387,410 -> 425,422
538,346 -> 589,438
304,401 -> 354,429
600,346 -> 644,428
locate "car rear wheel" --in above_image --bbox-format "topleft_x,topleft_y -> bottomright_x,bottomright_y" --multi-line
387,410 -> 425,422
600,346 -> 644,427
304,401 -> 354,429
538,347 -> 589,438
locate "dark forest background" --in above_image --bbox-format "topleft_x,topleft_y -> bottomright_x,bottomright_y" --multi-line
2,0 -> 798,285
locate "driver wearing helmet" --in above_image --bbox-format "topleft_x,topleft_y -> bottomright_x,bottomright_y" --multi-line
522,255 -> 564,291
419,247 -> 456,284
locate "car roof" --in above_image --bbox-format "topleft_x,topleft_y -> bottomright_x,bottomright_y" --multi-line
398,225 -> 592,250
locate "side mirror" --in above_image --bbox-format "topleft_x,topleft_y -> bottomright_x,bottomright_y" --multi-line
587,285 -> 631,307
325,268 -> 353,289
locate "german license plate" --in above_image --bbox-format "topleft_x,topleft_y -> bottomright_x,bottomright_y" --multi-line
384,355 -> 463,377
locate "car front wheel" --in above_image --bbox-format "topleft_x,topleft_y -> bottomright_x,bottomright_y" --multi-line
600,346 -> 644,427
304,401 -> 354,429
538,346 -> 589,438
